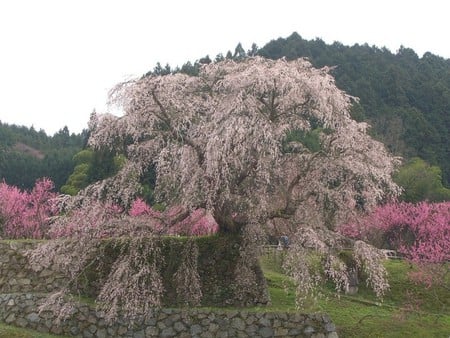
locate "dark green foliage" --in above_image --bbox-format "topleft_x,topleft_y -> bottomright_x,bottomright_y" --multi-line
258,33 -> 450,186
283,128 -> 324,153
179,61 -> 200,76
147,62 -> 172,76
0,122 -> 84,190
233,42 -> 247,60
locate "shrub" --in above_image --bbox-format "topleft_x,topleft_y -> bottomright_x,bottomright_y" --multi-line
0,178 -> 57,239
339,202 -> 450,291
339,202 -> 450,264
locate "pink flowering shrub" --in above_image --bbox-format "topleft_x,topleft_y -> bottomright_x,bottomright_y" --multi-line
340,202 -> 450,292
0,178 -> 57,239
129,197 -> 154,217
0,182 -> 26,237
129,197 -> 164,221
128,198 -> 218,236
169,208 -> 219,236
339,202 -> 450,263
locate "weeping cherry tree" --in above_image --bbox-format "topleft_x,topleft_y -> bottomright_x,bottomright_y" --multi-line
32,57 -> 401,320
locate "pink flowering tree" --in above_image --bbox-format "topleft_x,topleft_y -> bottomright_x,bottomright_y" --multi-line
339,202 -> 450,263
0,178 -> 57,239
339,202 -> 450,289
0,181 -> 27,237
30,57 -> 401,319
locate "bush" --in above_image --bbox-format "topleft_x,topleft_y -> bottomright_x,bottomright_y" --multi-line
0,178 -> 57,239
339,202 -> 450,264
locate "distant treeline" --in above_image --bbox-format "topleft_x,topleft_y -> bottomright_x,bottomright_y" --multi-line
0,122 -> 86,190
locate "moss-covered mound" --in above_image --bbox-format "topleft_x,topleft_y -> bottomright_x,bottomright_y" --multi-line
70,234 -> 269,307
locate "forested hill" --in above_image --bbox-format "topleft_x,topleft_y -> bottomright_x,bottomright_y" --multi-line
0,122 -> 85,190
257,32 -> 450,185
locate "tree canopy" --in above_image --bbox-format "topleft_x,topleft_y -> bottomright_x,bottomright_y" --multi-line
394,157 -> 450,202
85,57 -> 400,234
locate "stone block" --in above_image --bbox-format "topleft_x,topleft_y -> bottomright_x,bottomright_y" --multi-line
96,328 -> 107,338
160,327 -> 176,337
231,317 -> 245,331
25,312 -> 40,323
259,326 -> 274,338
133,329 -> 146,338
15,317 -> 28,327
5,313 -> 16,323
190,324 -> 202,335
145,326 -> 159,336
304,326 -> 316,334
174,321 -> 187,332
325,322 -> 336,332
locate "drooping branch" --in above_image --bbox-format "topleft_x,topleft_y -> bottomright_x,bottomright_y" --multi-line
257,86 -> 280,123
268,152 -> 323,220
151,89 -> 205,165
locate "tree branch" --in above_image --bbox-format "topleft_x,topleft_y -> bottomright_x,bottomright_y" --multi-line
151,89 -> 205,164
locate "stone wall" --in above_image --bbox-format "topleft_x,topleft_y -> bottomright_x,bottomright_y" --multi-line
0,293 -> 338,337
0,237 -> 270,307
0,241 -> 67,293
0,240 -> 338,337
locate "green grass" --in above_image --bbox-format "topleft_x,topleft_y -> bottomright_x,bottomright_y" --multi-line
260,252 -> 450,337
0,323 -> 68,338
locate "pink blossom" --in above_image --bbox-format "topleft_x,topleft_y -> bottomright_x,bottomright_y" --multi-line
339,202 -> 450,264
129,199 -> 218,236
0,178 -> 57,239
169,208 -> 219,236
129,198 -> 152,216
48,201 -> 124,238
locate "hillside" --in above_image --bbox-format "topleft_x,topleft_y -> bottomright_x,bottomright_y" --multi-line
0,122 -> 85,190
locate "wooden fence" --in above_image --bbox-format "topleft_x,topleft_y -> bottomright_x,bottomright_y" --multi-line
261,245 -> 403,260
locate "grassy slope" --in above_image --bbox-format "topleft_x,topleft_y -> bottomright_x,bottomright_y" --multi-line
260,253 -> 450,337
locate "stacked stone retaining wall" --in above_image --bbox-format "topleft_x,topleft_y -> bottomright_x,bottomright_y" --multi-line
0,241 -> 67,293
0,293 -> 337,337
0,240 -> 338,337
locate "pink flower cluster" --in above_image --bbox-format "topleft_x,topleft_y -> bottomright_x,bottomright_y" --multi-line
48,201 -> 124,239
129,198 -> 219,236
0,178 -> 57,239
339,202 -> 450,264
0,180 -> 218,240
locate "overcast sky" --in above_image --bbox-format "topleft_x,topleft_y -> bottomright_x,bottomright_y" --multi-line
1,0 -> 449,135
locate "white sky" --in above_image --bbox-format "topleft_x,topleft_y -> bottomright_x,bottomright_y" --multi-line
0,0 -> 449,135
